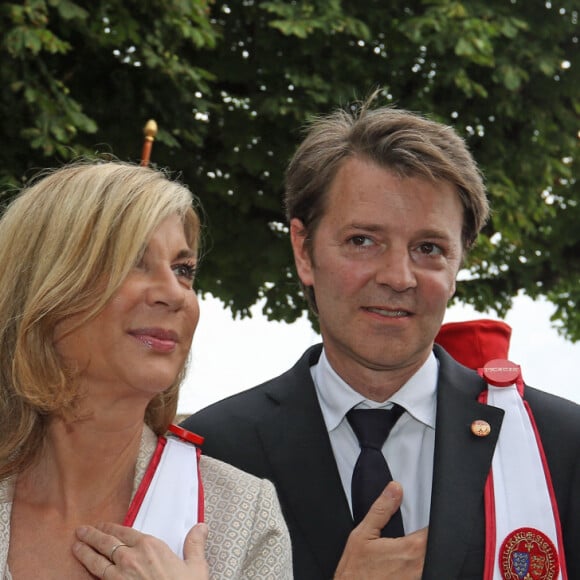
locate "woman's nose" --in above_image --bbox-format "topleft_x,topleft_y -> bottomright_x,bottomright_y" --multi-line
146,268 -> 187,310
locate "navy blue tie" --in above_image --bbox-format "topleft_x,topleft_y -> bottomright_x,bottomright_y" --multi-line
347,405 -> 405,537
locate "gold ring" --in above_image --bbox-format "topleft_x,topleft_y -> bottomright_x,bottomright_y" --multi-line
102,562 -> 114,578
109,542 -> 127,562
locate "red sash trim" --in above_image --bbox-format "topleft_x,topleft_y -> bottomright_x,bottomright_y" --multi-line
479,387 -> 496,579
523,399 -> 568,579
478,374 -> 568,579
167,424 -> 205,523
479,389 -> 497,579
124,436 -> 168,527
196,445 -> 204,523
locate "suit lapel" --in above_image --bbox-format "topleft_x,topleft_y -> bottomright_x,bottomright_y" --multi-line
252,344 -> 505,578
423,346 -> 504,579
258,345 -> 353,578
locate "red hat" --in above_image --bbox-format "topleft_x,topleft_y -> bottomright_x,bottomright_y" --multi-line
435,319 -> 512,370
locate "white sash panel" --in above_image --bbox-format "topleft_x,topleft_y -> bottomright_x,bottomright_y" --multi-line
487,383 -> 563,579
132,437 -> 200,557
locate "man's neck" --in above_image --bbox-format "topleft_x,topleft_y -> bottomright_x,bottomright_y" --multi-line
324,349 -> 431,402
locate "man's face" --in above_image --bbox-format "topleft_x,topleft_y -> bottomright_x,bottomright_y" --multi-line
291,156 -> 464,396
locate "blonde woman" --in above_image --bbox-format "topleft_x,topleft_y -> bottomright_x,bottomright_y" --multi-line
0,161 -> 292,579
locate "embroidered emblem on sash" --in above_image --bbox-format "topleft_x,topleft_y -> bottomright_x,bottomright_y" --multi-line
499,527 -> 559,579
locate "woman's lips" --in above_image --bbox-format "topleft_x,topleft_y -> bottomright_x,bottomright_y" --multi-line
130,328 -> 178,352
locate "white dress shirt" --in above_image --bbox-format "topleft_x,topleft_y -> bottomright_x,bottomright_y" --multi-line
312,348 -> 437,533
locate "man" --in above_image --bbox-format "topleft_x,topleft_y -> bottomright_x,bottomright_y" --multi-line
182,100 -> 580,579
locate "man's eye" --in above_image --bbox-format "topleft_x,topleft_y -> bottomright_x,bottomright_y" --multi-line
349,235 -> 373,247
418,243 -> 442,255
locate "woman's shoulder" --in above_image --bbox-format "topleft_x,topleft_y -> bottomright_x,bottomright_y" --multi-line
200,455 -> 292,578
199,454 -> 275,497
200,454 -> 284,527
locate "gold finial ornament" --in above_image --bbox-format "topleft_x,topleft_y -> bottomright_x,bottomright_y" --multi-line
140,119 -> 158,166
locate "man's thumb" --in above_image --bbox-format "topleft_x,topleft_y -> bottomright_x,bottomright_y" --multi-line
358,481 -> 404,538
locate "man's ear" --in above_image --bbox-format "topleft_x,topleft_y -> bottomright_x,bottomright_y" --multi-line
290,218 -> 314,286
448,278 -> 456,300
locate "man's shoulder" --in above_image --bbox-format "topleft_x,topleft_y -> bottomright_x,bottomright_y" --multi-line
180,384 -> 272,443
180,343 -> 322,431
181,344 -> 324,476
524,387 -> 580,476
526,384 -> 580,424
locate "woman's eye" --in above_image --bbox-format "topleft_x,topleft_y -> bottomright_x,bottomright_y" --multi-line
134,251 -> 146,270
173,263 -> 197,285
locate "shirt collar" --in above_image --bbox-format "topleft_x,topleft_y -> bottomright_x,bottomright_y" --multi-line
313,348 -> 438,432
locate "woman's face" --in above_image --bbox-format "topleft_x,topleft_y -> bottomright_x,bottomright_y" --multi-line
54,214 -> 200,404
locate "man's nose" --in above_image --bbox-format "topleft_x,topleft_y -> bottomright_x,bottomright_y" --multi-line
374,249 -> 417,292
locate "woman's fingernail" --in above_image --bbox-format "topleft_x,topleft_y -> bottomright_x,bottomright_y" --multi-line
76,526 -> 88,538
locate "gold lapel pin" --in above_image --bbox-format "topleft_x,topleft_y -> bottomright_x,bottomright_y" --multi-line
471,420 -> 491,437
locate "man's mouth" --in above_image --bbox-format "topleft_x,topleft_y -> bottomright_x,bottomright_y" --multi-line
364,308 -> 410,317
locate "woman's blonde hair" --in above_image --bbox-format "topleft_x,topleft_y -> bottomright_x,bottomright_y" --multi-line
0,160 -> 201,479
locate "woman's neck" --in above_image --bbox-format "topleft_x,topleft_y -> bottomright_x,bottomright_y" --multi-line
16,414 -> 144,517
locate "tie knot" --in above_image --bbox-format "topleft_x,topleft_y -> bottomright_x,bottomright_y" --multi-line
347,406 -> 404,450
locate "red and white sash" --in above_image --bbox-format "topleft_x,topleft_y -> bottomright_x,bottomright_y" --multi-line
479,360 -> 567,580
124,425 -> 204,558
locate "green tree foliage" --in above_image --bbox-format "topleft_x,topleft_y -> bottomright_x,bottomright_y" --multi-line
1,0 -> 578,339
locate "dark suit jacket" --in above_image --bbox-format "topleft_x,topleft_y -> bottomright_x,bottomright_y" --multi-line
181,344 -> 580,579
